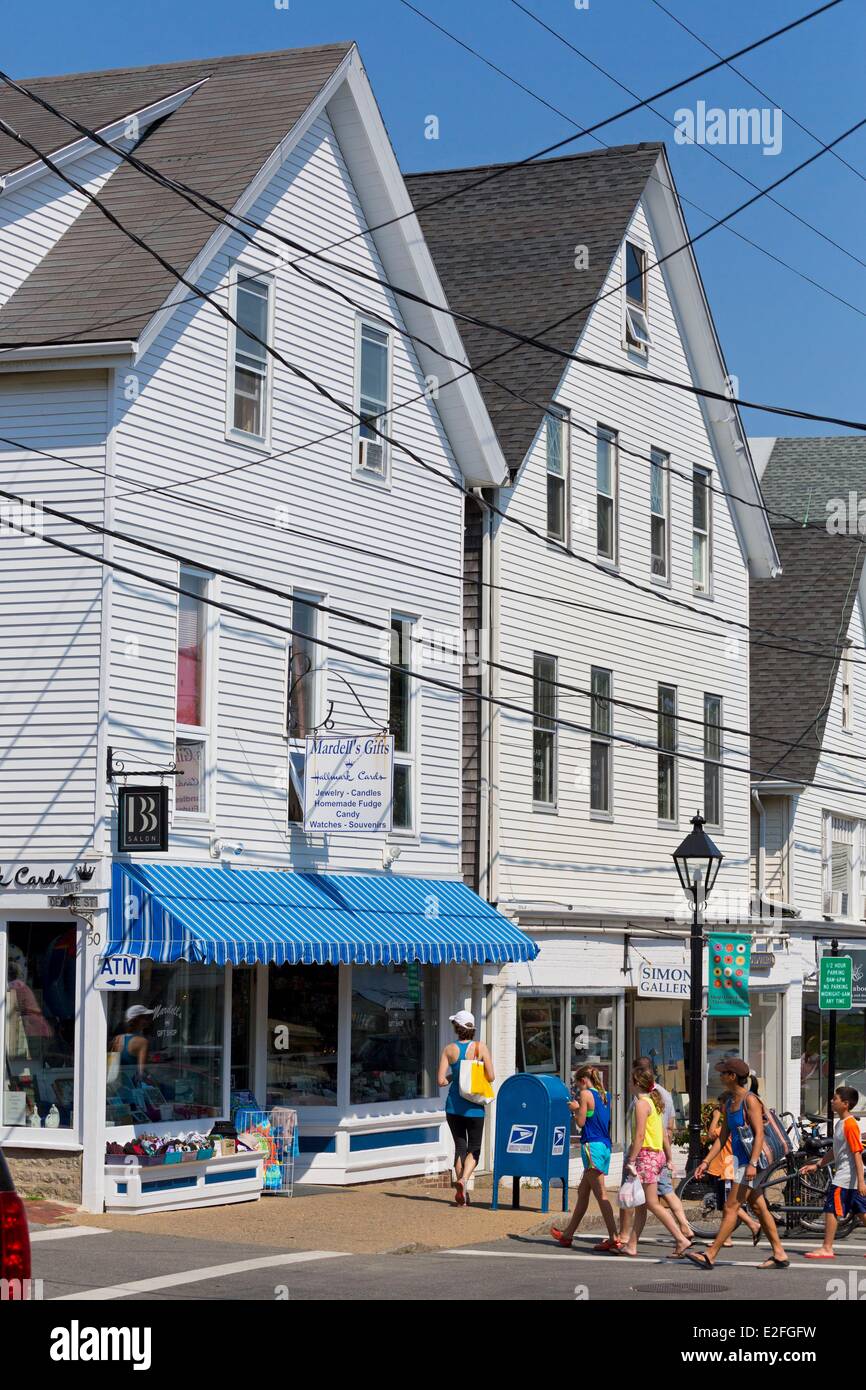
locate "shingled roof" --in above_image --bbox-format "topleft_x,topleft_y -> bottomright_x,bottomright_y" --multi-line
0,45 -> 352,346
404,143 -> 663,472
750,437 -> 866,785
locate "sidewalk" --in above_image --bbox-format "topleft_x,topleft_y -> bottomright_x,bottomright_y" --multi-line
75,1175 -> 629,1255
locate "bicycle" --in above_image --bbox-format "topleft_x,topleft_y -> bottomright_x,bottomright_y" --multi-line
675,1113 -> 857,1241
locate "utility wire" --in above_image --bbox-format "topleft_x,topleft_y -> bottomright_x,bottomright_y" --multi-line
7,493 -> 866,797
509,0 -> 866,275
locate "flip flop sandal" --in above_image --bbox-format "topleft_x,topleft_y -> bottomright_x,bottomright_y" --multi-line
593,1238 -> 622,1252
758,1256 -> 790,1269
671,1244 -> 696,1259
454,1182 -> 465,1207
803,1251 -> 835,1260
751,1228 -> 763,1247
685,1251 -> 715,1271
550,1227 -> 574,1247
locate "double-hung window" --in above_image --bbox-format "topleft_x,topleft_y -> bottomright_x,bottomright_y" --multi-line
624,241 -> 651,351
176,566 -> 211,816
693,466 -> 712,594
703,694 -> 723,828
229,271 -> 272,440
590,667 -> 613,815
355,320 -> 391,482
546,407 -> 569,542
390,615 -> 417,832
287,593 -> 323,825
657,683 -> 677,823
826,815 -> 856,917
532,653 -> 557,807
650,448 -> 670,580
596,426 -> 618,563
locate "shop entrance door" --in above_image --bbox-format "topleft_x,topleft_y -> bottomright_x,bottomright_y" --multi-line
746,990 -> 783,1113
516,993 -> 620,1144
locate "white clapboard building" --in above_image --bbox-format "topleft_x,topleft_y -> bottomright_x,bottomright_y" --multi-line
408,144 -> 788,1164
0,45 -> 540,1210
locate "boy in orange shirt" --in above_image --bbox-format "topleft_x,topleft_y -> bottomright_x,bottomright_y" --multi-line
803,1086 -> 866,1259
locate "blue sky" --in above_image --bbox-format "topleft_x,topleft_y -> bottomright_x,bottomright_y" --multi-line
6,0 -> 866,437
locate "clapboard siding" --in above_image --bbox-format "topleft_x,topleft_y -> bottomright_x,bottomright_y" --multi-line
106,113 -> 464,876
786,595 -> 866,921
493,199 -> 752,914
0,370 -> 108,855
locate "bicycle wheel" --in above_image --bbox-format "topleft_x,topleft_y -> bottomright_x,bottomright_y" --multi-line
675,1171 -> 727,1241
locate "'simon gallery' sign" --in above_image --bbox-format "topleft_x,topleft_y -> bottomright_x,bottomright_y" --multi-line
303,732 -> 394,834
637,961 -> 691,997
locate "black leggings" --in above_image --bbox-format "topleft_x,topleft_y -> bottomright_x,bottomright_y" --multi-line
447,1112 -> 485,1163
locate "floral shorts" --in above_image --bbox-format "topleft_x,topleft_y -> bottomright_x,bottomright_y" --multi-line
633,1149 -> 667,1186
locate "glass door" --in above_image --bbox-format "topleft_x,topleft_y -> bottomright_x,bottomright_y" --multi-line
747,990 -> 783,1113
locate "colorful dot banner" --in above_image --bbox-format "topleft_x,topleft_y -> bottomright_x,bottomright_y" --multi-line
706,931 -> 752,1017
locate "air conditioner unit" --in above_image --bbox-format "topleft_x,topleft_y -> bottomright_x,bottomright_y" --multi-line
357,436 -> 386,477
824,890 -> 848,917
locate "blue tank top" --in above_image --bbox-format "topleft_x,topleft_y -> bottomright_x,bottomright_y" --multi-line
581,1087 -> 611,1147
119,1034 -> 137,1067
726,1093 -> 752,1165
446,1041 -> 485,1118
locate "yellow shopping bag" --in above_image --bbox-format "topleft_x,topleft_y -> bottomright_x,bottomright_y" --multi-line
458,1048 -> 494,1106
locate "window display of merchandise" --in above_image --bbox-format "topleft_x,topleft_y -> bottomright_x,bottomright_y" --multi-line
4,921 -> 77,1128
349,962 -> 438,1103
105,960 -> 224,1124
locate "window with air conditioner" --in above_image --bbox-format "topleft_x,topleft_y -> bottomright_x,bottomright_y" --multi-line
355,320 -> 391,484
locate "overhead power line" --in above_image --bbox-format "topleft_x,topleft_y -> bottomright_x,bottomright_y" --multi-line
4,490 -> 865,797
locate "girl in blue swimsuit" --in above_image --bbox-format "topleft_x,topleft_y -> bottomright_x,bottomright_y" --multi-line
551,1065 -> 620,1250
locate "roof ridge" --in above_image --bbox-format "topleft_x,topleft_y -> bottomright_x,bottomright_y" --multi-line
405,141 -> 664,180
15,41 -> 354,87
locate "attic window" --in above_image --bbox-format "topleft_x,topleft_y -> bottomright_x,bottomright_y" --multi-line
624,241 -> 652,352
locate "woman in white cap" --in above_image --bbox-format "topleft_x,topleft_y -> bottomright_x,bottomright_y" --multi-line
109,1004 -> 153,1090
437,1010 -> 494,1206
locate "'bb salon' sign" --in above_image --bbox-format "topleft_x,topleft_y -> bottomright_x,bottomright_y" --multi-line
118,786 -> 169,853
637,961 -> 692,998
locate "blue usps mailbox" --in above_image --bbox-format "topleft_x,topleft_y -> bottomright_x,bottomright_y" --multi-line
491,1073 -> 570,1212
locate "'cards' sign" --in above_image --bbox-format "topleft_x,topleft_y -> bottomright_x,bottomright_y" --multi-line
117,787 -> 169,853
303,732 -> 394,834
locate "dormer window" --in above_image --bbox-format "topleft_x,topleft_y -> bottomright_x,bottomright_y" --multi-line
624,241 -> 651,352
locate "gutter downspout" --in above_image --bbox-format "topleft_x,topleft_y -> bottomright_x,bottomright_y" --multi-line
485,488 -> 501,906
475,488 -> 492,902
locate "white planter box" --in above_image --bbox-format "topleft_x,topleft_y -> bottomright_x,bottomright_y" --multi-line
104,1150 -> 264,1214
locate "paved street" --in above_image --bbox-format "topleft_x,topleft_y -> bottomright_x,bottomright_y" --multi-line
29,1222 -> 866,1301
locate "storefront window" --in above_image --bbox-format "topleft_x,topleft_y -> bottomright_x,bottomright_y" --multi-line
570,996 -> 615,1096
801,992 -> 866,1118
634,999 -> 688,1120
229,966 -> 256,1095
350,963 -> 438,1103
748,991 -> 782,1112
267,964 -> 338,1107
4,921 -> 78,1127
705,1014 -> 742,1098
517,997 -> 562,1075
105,961 -> 224,1125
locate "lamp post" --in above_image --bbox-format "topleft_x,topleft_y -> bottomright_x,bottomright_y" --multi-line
672,813 -> 723,1174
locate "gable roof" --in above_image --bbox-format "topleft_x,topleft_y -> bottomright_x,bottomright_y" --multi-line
749,436 -> 866,785
0,45 -> 507,486
404,143 -> 663,472
0,45 -> 352,348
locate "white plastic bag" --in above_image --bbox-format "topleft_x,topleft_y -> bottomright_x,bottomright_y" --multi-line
618,1172 -> 646,1209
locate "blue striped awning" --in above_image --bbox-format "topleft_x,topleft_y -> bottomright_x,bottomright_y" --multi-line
109,862 -> 539,966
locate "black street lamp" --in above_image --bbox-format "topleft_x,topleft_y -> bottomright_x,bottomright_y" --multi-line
672,813 -> 723,1173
